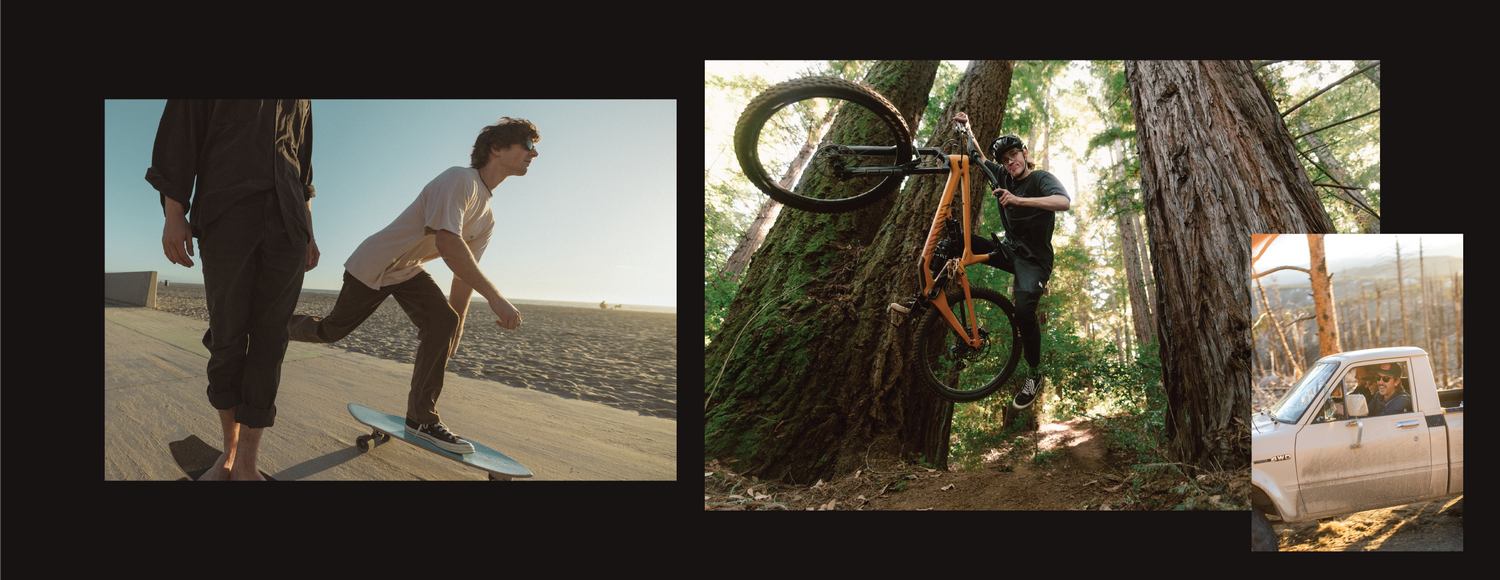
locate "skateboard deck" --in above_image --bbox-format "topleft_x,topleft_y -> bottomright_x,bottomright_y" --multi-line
169,434 -> 278,481
347,403 -> 532,480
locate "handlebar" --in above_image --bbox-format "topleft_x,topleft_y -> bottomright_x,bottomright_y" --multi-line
824,121 -> 1004,191
829,120 -> 979,159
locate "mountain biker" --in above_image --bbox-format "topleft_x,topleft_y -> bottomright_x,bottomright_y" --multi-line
953,112 -> 1071,410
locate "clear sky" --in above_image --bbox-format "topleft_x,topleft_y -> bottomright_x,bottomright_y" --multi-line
106,100 -> 676,308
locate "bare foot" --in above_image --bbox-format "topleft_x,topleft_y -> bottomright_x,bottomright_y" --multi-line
228,465 -> 267,481
197,452 -> 235,481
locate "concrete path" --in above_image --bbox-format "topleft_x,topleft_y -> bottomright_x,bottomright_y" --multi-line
105,303 -> 675,480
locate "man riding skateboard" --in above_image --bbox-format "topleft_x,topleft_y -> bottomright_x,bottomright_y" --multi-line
288,117 -> 537,453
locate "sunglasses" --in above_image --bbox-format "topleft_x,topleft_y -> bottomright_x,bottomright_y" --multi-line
518,140 -> 537,153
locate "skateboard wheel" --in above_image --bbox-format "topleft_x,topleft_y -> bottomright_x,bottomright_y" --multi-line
356,436 -> 370,453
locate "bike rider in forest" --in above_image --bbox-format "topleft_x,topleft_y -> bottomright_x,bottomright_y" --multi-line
953,112 -> 1071,410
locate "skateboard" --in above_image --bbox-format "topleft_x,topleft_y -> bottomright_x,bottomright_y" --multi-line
169,434 -> 278,481
347,403 -> 533,481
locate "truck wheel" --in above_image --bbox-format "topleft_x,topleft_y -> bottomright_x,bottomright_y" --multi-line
1252,509 -> 1279,551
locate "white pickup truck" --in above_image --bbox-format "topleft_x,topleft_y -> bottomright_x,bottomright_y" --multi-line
1250,347 -> 1464,551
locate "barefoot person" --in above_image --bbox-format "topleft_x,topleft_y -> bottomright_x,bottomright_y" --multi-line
288,117 -> 535,453
146,100 -> 320,481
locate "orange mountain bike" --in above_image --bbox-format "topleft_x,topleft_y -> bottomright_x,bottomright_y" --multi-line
735,76 -> 1021,402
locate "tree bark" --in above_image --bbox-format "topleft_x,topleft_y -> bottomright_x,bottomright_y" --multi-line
706,61 -> 1017,484
1124,60 -> 1334,472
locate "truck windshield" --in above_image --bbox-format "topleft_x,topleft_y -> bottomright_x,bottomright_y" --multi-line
1267,362 -> 1337,424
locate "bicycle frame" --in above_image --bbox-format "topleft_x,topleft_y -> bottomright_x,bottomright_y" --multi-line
918,151 -> 992,349
835,125 -> 1004,349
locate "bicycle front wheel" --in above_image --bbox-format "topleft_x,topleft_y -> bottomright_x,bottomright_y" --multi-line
913,286 -> 1021,402
733,76 -> 913,213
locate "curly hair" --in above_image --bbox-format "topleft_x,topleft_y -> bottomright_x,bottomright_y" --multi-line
470,117 -> 540,169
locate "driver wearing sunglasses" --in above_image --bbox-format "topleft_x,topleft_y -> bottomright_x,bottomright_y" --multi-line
1368,363 -> 1412,416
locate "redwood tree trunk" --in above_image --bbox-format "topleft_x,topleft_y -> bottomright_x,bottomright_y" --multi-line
1125,60 -> 1335,473
706,61 -> 1016,484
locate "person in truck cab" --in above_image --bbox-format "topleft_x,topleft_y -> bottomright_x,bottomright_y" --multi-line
1331,365 -> 1378,419
1369,363 -> 1412,416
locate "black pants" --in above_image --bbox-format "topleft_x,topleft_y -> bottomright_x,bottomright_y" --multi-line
969,233 -> 1047,370
200,190 -> 307,428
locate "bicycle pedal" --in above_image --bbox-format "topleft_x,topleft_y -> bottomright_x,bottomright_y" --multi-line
887,297 -> 919,328
885,303 -> 907,329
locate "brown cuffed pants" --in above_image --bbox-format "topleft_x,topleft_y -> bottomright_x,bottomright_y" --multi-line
288,269 -> 459,424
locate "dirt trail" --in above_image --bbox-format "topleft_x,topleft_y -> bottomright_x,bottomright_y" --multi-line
1273,496 -> 1463,551
706,418 -> 1248,511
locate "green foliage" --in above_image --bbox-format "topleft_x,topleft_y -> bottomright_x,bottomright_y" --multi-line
1086,340 -> 1168,465
704,269 -> 740,346
1082,60 -> 1141,220
1257,61 -> 1380,233
947,320 -> 1166,470
915,61 -> 965,145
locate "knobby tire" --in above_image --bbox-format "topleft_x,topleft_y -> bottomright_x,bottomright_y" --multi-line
733,76 -> 913,213
914,286 -> 1021,402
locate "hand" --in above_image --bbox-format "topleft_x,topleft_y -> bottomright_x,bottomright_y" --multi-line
993,188 -> 1022,208
162,214 -> 195,268
953,112 -> 970,124
305,239 -> 320,272
491,298 -> 522,330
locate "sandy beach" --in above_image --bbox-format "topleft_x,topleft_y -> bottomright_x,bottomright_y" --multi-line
153,284 -> 676,421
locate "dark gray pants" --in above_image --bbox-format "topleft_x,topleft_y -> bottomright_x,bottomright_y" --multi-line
200,190 -> 307,428
969,233 -> 1048,370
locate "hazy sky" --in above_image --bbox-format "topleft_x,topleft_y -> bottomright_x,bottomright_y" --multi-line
1255,234 -> 1463,286
1257,234 -> 1461,268
106,99 -> 676,307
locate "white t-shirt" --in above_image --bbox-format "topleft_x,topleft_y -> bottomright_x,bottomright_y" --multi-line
344,166 -> 494,290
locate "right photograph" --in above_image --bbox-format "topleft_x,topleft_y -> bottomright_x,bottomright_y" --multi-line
1249,234 -> 1463,551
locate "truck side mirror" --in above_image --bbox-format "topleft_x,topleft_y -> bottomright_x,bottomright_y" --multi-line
1346,394 -> 1368,417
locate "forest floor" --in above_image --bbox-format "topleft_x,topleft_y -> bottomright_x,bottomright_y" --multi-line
705,418 -> 1250,511
1271,496 -> 1462,551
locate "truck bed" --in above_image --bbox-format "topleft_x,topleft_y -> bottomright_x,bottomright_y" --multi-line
1438,388 -> 1463,409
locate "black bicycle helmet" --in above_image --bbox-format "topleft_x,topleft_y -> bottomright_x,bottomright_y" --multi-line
989,134 -> 1025,160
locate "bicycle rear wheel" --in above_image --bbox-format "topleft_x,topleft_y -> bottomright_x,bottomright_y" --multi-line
913,285 -> 1021,402
733,76 -> 913,213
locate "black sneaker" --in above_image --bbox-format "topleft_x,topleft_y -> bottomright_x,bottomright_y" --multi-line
1012,375 -> 1044,410
405,418 -> 476,454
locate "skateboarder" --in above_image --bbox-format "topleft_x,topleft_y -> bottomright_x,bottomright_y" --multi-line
146,100 -> 319,481
288,117 -> 536,454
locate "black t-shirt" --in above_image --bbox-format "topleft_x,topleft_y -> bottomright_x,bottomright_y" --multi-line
981,162 -> 1069,271
146,99 -> 315,241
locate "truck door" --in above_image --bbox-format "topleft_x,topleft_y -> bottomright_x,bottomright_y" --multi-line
1293,361 -> 1433,520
